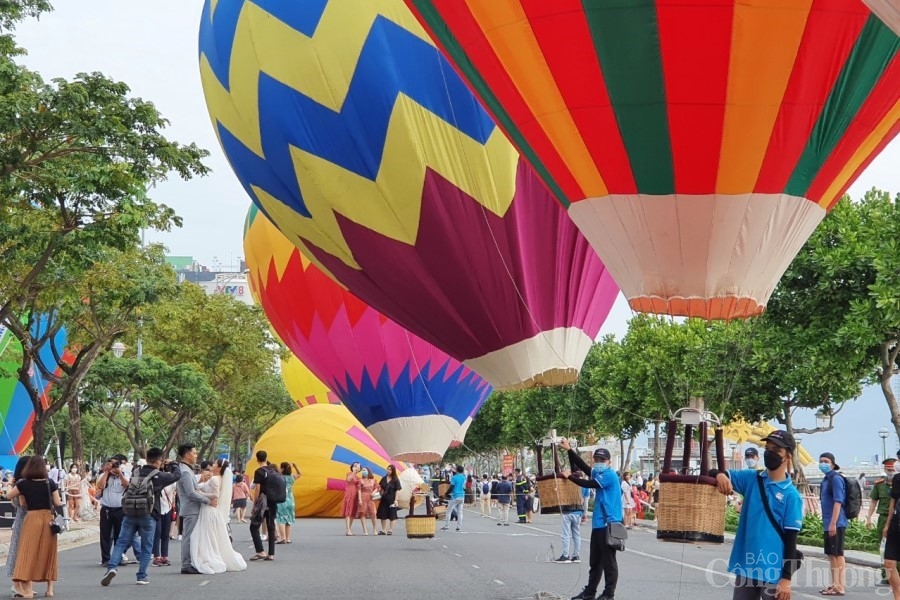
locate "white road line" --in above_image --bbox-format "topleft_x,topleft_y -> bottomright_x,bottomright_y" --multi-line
453,553 -> 462,557
199,580 -> 210,586
472,564 -> 480,569
493,579 -> 505,586
442,545 -> 448,549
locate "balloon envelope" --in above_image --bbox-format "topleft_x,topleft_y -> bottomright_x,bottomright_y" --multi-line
254,405 -> 408,517
199,0 -> 619,389
281,355 -> 341,408
0,317 -> 72,455
863,1 -> 900,35
404,0 -> 900,319
244,206 -> 492,463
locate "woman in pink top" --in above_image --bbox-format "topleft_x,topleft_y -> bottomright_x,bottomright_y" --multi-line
357,467 -> 378,536
231,473 -> 251,523
342,462 -> 362,536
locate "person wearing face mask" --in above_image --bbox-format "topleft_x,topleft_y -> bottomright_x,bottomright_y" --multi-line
560,438 -> 623,600
869,458 -> 897,585
714,430 -> 803,600
64,464 -> 84,522
744,448 -> 761,470
818,452 -> 847,596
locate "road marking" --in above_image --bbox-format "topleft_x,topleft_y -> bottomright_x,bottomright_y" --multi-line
199,580 -> 210,586
442,545 -> 448,549
472,564 -> 480,569
493,579 -> 505,585
453,553 -> 462,557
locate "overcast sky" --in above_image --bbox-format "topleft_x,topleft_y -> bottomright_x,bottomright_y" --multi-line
13,3 -> 900,462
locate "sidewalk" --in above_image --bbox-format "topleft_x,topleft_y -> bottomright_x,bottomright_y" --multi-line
633,518 -> 881,569
0,518 -> 100,562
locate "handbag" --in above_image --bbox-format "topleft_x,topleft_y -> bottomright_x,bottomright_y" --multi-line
597,494 -> 627,551
372,491 -> 382,501
45,481 -> 67,535
756,473 -> 804,569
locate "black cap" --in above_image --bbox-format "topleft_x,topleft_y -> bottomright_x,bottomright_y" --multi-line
819,452 -> 839,470
514,468 -> 521,472
593,448 -> 611,461
744,447 -> 759,458
883,458 -> 896,465
761,430 -> 795,453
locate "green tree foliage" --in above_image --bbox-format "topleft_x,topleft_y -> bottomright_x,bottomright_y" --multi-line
221,373 -> 294,469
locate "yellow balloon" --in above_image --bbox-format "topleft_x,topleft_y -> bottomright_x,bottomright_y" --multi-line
253,405 -> 407,517
281,355 -> 340,408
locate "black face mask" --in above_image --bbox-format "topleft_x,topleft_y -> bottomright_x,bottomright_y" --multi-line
763,449 -> 784,471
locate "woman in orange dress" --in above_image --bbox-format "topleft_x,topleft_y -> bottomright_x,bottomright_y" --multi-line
357,468 -> 378,535
7,456 -> 63,598
342,462 -> 362,536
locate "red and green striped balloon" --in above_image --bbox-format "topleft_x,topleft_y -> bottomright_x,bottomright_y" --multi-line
405,0 -> 900,319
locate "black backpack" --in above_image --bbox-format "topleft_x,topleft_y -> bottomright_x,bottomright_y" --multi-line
264,468 -> 287,504
122,469 -> 159,517
841,474 -> 862,520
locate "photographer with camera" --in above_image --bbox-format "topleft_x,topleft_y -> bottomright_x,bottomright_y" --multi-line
97,454 -> 139,567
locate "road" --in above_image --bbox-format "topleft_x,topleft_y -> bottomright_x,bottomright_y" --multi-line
34,509 -> 887,599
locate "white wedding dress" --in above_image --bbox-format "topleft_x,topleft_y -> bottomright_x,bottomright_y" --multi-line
190,470 -> 248,574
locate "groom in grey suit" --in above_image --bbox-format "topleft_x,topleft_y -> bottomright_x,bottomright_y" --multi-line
176,443 -> 217,574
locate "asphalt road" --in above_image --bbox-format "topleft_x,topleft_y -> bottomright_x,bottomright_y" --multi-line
34,509 -> 888,599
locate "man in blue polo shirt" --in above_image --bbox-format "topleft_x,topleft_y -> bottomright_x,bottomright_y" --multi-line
562,439 -> 623,600
715,430 -> 803,600
819,452 -> 847,596
441,465 -> 467,532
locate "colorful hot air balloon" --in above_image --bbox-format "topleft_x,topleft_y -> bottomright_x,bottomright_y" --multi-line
0,317 -> 73,458
863,1 -> 900,35
244,206 -> 492,464
199,0 -> 620,390
281,355 -> 341,408
255,405 -> 408,518
403,0 -> 900,320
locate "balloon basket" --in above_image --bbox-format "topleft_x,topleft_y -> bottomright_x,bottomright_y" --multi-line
405,516 -> 436,539
432,505 -> 447,519
535,476 -> 583,515
437,483 -> 451,498
656,476 -> 726,544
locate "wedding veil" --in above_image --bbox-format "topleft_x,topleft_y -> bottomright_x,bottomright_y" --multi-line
219,467 -> 233,520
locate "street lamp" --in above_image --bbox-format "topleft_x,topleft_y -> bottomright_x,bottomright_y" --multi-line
730,443 -> 738,469
815,409 -> 831,429
111,342 -> 126,358
879,427 -> 890,462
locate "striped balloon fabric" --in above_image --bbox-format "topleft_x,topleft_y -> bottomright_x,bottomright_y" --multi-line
280,355 -> 341,408
199,0 -> 619,390
863,1 -> 900,34
405,0 -> 900,319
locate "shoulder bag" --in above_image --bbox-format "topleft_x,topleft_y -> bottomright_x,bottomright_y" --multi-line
756,474 -> 803,570
45,481 -> 67,534
597,491 -> 628,551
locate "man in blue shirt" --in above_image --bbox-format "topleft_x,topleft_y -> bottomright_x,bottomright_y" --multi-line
561,439 -> 623,600
441,465 -> 468,532
715,430 -> 803,600
819,452 -> 847,596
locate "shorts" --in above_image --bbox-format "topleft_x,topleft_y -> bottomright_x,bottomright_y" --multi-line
885,523 -> 900,561
823,527 -> 846,557
231,498 -> 247,509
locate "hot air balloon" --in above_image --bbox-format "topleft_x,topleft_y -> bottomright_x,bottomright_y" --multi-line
199,0 -> 620,390
281,355 -> 341,408
255,405 -> 409,518
244,206 -> 492,464
0,317 -> 73,459
864,1 -> 900,35
403,0 -> 900,320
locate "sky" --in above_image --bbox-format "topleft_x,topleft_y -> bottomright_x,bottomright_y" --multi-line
13,1 -> 900,462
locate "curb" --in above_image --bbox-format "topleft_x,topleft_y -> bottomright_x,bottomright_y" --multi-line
632,519 -> 882,569
0,527 -> 100,562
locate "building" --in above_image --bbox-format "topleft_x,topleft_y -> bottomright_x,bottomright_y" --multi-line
165,256 -> 253,305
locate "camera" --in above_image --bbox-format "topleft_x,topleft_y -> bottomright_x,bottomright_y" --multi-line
111,460 -> 121,469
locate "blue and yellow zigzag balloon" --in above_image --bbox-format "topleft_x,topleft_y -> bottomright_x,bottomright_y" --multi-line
198,0 -> 517,269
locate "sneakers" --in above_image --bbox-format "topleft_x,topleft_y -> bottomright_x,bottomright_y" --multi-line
440,526 -> 449,531
571,556 -> 581,563
136,579 -> 149,586
553,554 -> 572,564
455,527 -> 461,532
503,522 -> 509,526
101,570 -> 117,587
496,522 -> 502,526
571,589 -> 595,600
159,557 -> 171,566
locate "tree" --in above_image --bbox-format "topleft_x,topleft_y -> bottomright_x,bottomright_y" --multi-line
220,373 -> 294,469
6,245 -> 178,460
142,283 -> 284,454
0,1 -> 50,56
80,354 -> 216,460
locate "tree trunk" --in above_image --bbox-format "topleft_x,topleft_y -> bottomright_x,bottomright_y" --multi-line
619,438 -> 626,471
880,339 -> 900,444
781,403 -> 811,495
653,420 -> 661,475
624,436 -> 636,472
67,393 -> 86,471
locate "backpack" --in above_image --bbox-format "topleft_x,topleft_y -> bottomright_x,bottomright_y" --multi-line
122,469 -> 159,517
841,474 -> 862,520
264,468 -> 287,504
481,481 -> 490,495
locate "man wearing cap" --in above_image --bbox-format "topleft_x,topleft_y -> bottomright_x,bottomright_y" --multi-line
819,452 -> 847,596
514,468 -> 530,524
744,448 -> 761,470
714,430 -> 803,600
560,439 -> 623,600
868,458 -> 896,584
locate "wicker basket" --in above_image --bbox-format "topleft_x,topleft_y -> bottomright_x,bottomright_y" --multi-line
432,505 -> 447,518
656,478 -> 726,544
535,476 -> 584,515
405,515 -> 436,538
437,483 -> 451,498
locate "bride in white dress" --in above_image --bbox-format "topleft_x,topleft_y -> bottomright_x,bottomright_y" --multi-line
191,459 -> 248,574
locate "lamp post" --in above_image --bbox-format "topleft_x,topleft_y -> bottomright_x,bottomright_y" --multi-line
730,443 -> 738,470
815,409 -> 831,430
879,427 -> 890,462
111,342 -> 126,358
